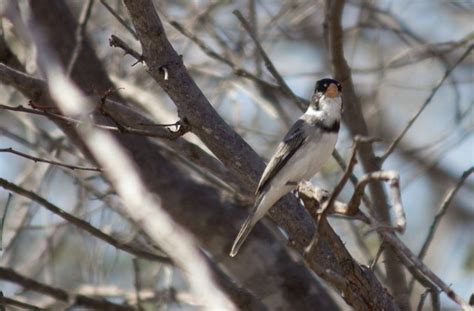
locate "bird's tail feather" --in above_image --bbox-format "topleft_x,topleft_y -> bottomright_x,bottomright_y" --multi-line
229,213 -> 256,257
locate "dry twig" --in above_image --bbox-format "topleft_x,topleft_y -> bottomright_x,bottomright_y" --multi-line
380,44 -> 474,162
408,167 -> 474,293
67,0 -> 94,76
0,267 -> 134,310
0,178 -> 171,263
233,10 -> 305,111
0,148 -> 101,171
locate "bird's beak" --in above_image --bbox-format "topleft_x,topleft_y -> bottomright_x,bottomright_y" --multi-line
325,83 -> 339,98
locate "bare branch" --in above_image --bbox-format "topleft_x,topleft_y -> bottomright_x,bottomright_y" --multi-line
416,290 -> 430,311
233,9 -> 305,111
109,35 -> 144,65
0,102 -> 189,140
370,242 -> 385,271
0,193 -> 12,250
99,0 -> 137,39
380,230 -> 471,309
0,267 -> 134,310
132,259 -> 145,311
169,20 -> 308,106
408,166 -> 474,292
418,166 -> 474,259
66,0 -> 94,76
0,147 -> 101,171
0,178 -> 170,263
380,44 -> 474,162
0,293 -> 45,310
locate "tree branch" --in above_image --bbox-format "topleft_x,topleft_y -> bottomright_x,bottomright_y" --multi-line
233,9 -> 305,111
0,178 -> 171,263
0,147 -> 101,172
380,44 -> 474,162
0,267 -> 134,310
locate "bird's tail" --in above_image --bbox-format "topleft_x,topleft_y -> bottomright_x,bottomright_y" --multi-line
229,213 -> 256,257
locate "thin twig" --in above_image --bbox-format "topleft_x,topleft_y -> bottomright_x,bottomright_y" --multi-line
408,166 -> 474,293
380,44 -> 473,162
0,178 -> 171,263
431,289 -> 441,311
248,0 -> 262,76
170,20 -> 307,108
66,0 -> 94,76
99,0 -> 138,39
416,289 -> 430,311
233,10 -> 306,111
0,104 -> 189,140
418,166 -> 473,260
0,148 -> 101,171
0,193 -> 12,250
380,229 -> 471,309
109,35 -> 144,65
0,267 -> 134,310
132,258 -> 145,311
370,242 -> 385,271
0,294 -> 44,311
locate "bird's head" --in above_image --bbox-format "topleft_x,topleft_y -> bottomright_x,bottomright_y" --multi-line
310,78 -> 343,114
314,78 -> 342,99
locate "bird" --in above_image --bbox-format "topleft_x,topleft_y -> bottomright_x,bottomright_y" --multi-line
230,78 -> 343,257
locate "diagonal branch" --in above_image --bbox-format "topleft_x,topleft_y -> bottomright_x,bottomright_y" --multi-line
168,21 -> 308,107
380,44 -> 474,162
233,10 -> 305,111
0,294 -> 45,311
0,178 -> 171,263
417,166 -> 474,260
66,0 -> 94,76
0,147 -> 101,172
0,267 -> 134,310
408,166 -> 474,293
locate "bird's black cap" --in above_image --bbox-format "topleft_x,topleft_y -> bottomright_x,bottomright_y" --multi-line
314,78 -> 342,94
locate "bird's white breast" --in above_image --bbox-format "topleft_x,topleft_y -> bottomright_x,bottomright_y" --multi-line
271,130 -> 338,188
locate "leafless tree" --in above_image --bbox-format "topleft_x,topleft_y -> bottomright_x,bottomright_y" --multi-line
0,1 -> 472,310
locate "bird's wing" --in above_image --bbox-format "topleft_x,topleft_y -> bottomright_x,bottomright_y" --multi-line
256,119 -> 307,196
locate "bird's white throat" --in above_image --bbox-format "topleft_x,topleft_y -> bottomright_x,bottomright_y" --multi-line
306,96 -> 342,121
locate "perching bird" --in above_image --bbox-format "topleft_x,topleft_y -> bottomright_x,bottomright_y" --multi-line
230,78 -> 343,257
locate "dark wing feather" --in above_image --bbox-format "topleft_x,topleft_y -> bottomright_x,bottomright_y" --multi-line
256,119 -> 307,196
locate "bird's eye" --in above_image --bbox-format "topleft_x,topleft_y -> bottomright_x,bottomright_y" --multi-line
323,83 -> 327,88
